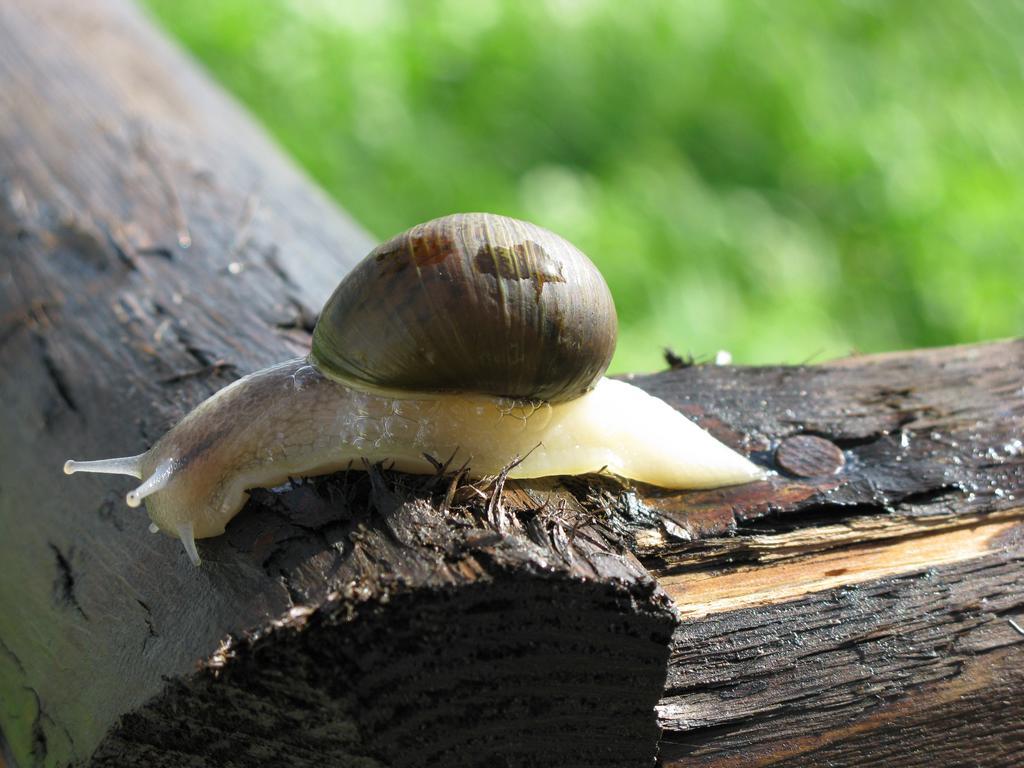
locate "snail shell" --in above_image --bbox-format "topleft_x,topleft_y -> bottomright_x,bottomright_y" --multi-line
64,213 -> 763,566
312,213 -> 617,403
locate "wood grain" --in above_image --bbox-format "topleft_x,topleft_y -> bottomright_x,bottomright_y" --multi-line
662,512 -> 1024,618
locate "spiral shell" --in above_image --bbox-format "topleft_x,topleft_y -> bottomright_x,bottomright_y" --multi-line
311,212 -> 617,403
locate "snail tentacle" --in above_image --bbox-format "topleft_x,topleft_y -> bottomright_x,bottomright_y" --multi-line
177,522 -> 200,566
125,458 -> 176,508
63,454 -> 144,479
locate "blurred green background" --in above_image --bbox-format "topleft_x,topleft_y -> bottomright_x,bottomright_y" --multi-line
144,0 -> 1024,374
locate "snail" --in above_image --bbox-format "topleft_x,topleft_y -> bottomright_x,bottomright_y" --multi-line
65,213 -> 763,565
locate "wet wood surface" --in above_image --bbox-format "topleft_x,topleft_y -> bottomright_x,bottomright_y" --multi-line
1,0 -> 1022,766
625,345 -> 1024,765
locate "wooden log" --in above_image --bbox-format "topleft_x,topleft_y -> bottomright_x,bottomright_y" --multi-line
1,0 -> 1022,767
630,345 -> 1024,765
0,2 -> 673,766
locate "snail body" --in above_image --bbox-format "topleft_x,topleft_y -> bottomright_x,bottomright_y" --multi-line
65,213 -> 762,565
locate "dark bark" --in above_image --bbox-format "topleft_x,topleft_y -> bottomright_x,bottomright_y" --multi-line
0,1 -> 1022,767
632,344 -> 1024,766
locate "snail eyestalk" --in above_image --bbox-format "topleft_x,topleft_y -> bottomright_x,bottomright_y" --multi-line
63,455 -> 144,480
125,458 -> 176,508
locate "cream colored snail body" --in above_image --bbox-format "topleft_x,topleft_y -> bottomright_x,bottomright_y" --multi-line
65,213 -> 763,565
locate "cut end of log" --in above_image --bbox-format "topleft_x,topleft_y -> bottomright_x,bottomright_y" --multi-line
93,568 -> 674,767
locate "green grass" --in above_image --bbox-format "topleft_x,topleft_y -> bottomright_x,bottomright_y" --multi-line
144,0 -> 1024,373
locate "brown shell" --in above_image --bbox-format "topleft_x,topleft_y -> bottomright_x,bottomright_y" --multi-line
310,212 -> 617,403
